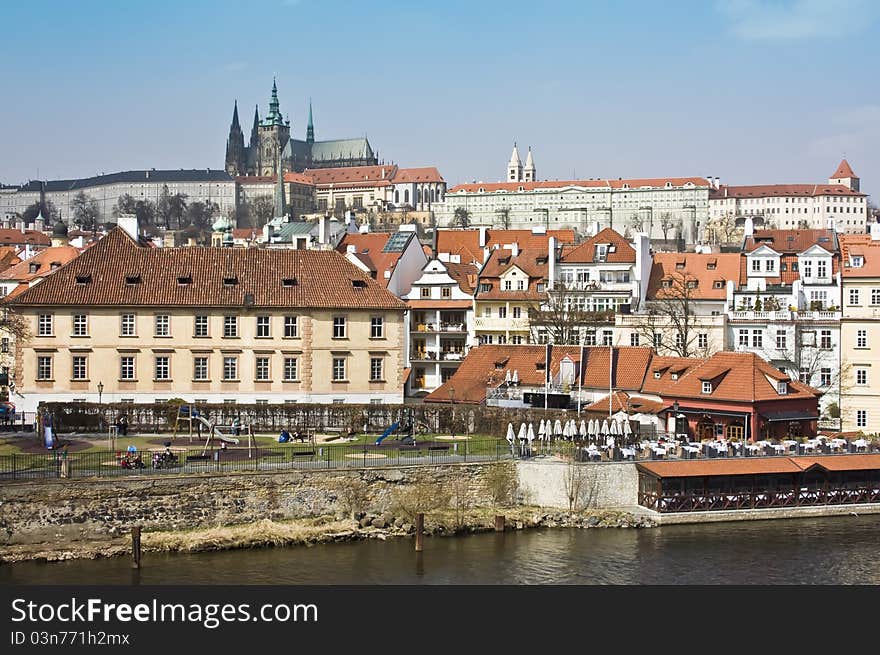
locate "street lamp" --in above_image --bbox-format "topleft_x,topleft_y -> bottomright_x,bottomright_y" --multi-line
97,381 -> 104,405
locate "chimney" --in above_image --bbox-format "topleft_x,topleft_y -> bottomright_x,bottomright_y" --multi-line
16,220 -> 24,233
715,176 -> 721,190
187,237 -> 197,247
319,216 -> 327,244
117,213 -> 139,241
511,242 -> 519,257
34,217 -> 45,233
483,246 -> 490,264
548,236 -> 556,290
744,216 -> 754,239
479,226 -> 488,247
870,223 -> 880,241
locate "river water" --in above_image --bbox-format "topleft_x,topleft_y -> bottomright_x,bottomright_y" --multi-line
3,515 -> 879,585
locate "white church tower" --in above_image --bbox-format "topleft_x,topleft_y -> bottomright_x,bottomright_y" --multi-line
507,142 -> 523,182
523,146 -> 536,182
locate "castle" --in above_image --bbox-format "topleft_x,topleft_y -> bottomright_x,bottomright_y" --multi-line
225,79 -> 378,177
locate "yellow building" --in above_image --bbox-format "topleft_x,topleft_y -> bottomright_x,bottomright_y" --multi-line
9,228 -> 406,411
839,231 -> 880,433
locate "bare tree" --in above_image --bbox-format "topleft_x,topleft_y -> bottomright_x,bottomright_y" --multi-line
562,456 -> 599,513
452,207 -> 472,228
630,271 -> 715,358
70,191 -> 100,233
21,201 -> 59,223
528,283 -> 615,345
707,212 -> 741,245
659,212 -> 675,244
496,208 -> 511,229
482,462 -> 518,509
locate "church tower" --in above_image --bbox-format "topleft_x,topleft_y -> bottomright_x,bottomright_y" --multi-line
523,146 -> 536,182
257,79 -> 291,176
507,143 -> 523,182
306,99 -> 315,144
225,100 -> 246,176
829,158 -> 860,192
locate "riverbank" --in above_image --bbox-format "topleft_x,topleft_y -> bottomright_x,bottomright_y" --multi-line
0,507 -> 656,563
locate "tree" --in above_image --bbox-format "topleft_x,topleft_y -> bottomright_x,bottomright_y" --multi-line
496,208 -> 511,229
114,193 -> 157,226
21,201 -> 58,223
631,271 -> 714,358
659,212 -> 675,244
627,212 -> 644,234
451,207 -> 472,228
185,200 -> 219,229
156,185 -> 188,230
112,193 -> 137,218
70,191 -> 100,232
528,282 -> 615,345
246,196 -> 274,228
707,212 -> 741,245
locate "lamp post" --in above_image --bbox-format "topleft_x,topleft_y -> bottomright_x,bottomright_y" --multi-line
449,386 -> 455,438
97,381 -> 104,405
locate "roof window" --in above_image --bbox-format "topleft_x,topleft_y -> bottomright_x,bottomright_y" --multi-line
223,276 -> 238,286
125,275 -> 141,285
28,263 -> 39,274
282,277 -> 297,287
177,276 -> 192,285
702,381 -> 712,394
75,274 -> 91,285
351,279 -> 367,289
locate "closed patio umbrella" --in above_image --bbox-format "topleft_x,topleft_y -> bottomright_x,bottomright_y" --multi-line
554,419 -> 564,438
588,419 -> 597,440
568,419 -> 577,439
562,420 -> 571,439
538,419 -> 546,439
517,422 -> 527,443
506,422 -> 515,444
600,419 -> 610,438
527,423 -> 536,442
623,419 -> 633,443
579,420 -> 588,440
512,369 -> 519,384
505,370 -> 512,385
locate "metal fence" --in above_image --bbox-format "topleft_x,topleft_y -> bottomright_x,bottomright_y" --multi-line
0,439 -> 514,482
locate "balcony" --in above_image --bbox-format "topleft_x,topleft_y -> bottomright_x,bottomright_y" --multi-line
474,316 -> 530,331
729,310 -> 841,322
413,322 -> 467,333
411,350 -> 467,362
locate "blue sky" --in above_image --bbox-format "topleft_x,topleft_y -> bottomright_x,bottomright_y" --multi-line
1,0 -> 878,199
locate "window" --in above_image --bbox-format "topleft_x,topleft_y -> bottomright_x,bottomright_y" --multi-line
850,289 -> 861,305
852,256 -> 864,267
283,357 -> 298,381
480,283 -> 491,293
820,330 -> 832,349
653,333 -> 662,348
698,333 -> 708,349
70,314 -> 88,336
799,367 -> 810,384
777,381 -> 787,395
71,355 -> 87,380
154,356 -> 170,381
504,280 -> 512,291
516,280 -> 525,290
121,314 -> 136,336
333,316 -> 347,339
223,315 -> 238,338
511,335 -> 523,345
857,329 -> 867,348
154,314 -> 170,337
766,259 -> 775,272
284,316 -> 298,338
751,259 -> 760,272
38,314 -> 53,336
536,283 -> 546,293
602,330 -> 613,346
194,315 -> 208,337
702,381 -> 712,394
255,357 -> 270,381
120,356 -> 135,380
630,333 -> 640,346
193,357 -> 208,380
0,338 -> 7,354
595,244 -> 608,262
675,333 -> 684,349
856,368 -> 867,386
370,357 -> 383,381
332,357 -> 346,381
872,289 -> 880,306
817,260 -> 827,278
752,330 -> 763,348
441,287 -> 451,298
223,356 -> 238,380
371,316 -> 384,339
37,355 -> 52,380
857,410 -> 867,428
421,287 -> 431,298
820,368 -> 832,387
512,307 -> 521,319
497,335 -> 507,344
498,307 -> 507,319
256,316 -> 270,338
803,261 -> 812,278
776,330 -> 786,350
738,329 -> 749,347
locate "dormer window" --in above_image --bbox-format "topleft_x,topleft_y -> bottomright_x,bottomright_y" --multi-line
595,244 -> 608,262
75,274 -> 91,285
177,276 -> 192,286
852,256 -> 864,268
713,280 -> 724,289
125,275 -> 141,285
676,261 -> 685,270
223,276 -> 238,286
671,373 -> 679,381
282,277 -> 297,287
661,279 -> 672,288
351,279 -> 367,288
653,372 -> 661,379
686,280 -> 698,289
777,381 -> 788,395
50,262 -> 61,270
707,261 -> 716,270
702,381 -> 712,394
28,263 -> 39,274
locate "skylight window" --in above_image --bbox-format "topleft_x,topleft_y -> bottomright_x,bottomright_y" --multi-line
223,276 -> 238,286
125,275 -> 141,285
178,276 -> 192,285
282,278 -> 297,287
351,279 -> 367,288
75,274 -> 91,285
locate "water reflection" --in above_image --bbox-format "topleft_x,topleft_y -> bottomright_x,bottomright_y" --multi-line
3,516 -> 879,585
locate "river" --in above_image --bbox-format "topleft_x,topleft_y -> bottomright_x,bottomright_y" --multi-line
3,515 -> 879,585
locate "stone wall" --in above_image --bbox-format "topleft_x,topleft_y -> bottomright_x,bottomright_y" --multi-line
517,460 -> 638,510
0,463 -> 509,546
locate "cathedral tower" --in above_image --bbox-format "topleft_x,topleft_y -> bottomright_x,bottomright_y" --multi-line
257,79 -> 291,176
523,146 -> 536,182
507,142 -> 522,182
224,100 -> 246,176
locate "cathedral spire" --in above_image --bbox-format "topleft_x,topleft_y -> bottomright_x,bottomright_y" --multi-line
523,146 -> 536,182
266,78 -> 283,126
250,105 -> 260,148
231,100 -> 241,131
507,142 -> 523,182
306,98 -> 315,144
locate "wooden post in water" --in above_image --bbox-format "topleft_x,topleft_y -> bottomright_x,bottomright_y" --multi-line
131,526 -> 142,569
494,515 -> 505,532
415,513 -> 424,552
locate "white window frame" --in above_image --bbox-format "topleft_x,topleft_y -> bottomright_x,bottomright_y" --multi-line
154,314 -> 170,337
121,313 -> 136,336
154,356 -> 170,381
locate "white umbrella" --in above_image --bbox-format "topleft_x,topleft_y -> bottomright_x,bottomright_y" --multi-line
568,419 -> 576,439
588,419 -> 597,439
562,420 -> 570,439
554,419 -> 563,437
610,420 -> 619,437
527,423 -> 535,442
506,422 -> 515,444
517,422 -> 527,443
623,420 -> 633,438
512,370 -> 519,384
600,419 -> 610,438
579,420 -> 588,439
538,419 -> 546,438
505,370 -> 512,384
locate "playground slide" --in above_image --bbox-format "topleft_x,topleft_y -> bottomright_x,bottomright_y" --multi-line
375,422 -> 400,445
194,415 -> 240,445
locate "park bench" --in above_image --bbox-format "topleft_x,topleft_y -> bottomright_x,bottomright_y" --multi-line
427,445 -> 451,452
290,450 -> 315,458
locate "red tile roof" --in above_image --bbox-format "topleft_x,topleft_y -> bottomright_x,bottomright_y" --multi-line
639,454 -> 880,478
647,253 -> 740,301
435,229 -> 576,265
10,228 -> 407,310
393,167 -> 444,183
283,172 -> 316,186
232,228 -> 259,240
744,229 -> 837,254
0,229 -> 50,247
583,391 -> 664,414
0,246 -> 81,283
304,165 -> 398,186
336,232 -> 419,289
475,248 -> 548,301
830,159 -> 857,179
839,234 -> 880,278
443,261 -> 479,295
641,356 -> 703,395
710,184 -> 864,199
0,247 -> 21,272
559,228 -> 635,264
449,177 -> 709,193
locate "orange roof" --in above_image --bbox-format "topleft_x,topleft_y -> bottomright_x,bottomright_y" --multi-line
443,261 -> 479,295
304,165 -> 397,186
337,232 -> 414,289
830,158 -> 857,179
710,184 -> 863,199
744,229 -> 837,254
583,391 -> 664,414
232,228 -> 259,240
662,352 -> 818,403
641,356 -> 703,395
0,247 -> 21,272
639,454 -> 880,478
840,234 -> 880,278
0,229 -> 50,246
647,253 -> 740,301
559,228 -> 635,264
0,246 -> 81,283
795,454 -> 880,471
449,177 -> 709,193
475,248 -> 548,300
435,228 -> 576,265
283,172 -> 316,186
393,167 -> 444,183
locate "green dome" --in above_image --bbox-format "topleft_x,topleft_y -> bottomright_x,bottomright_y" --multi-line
52,221 -> 68,237
212,216 -> 231,232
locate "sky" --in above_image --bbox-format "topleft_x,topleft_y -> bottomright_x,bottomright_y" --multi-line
1,0 -> 878,199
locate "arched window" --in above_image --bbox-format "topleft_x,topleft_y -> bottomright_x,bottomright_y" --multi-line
431,188 -> 435,202
417,188 -> 422,204
394,190 -> 399,204
404,189 -> 409,204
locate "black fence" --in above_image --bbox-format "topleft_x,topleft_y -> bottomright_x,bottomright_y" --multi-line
0,438 -> 514,482
0,412 -> 36,432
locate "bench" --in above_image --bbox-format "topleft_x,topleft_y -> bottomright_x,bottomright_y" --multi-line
290,450 -> 315,458
427,445 -> 450,452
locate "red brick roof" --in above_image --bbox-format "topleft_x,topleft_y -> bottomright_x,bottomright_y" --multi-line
647,253 -> 740,301
830,159 -> 857,179
304,165 -> 397,186
475,248 -> 548,300
449,177 -> 709,193
10,228 -> 406,310
641,356 -> 703,395
710,184 -> 863,199
393,167 -> 444,183
559,228 -> 635,264
435,229 -> 576,265
283,172 -> 316,186
336,232 -> 412,289
744,229 -> 837,254
839,234 -> 880,278
0,229 -> 50,247
639,454 -> 880,478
